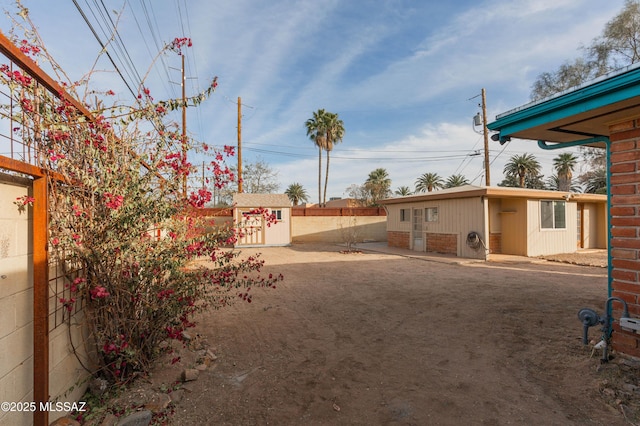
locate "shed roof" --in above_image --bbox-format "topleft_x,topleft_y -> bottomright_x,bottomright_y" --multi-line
232,193 -> 291,207
487,63 -> 640,146
379,184 -> 606,205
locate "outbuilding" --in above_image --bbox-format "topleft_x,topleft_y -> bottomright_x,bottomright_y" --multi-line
380,185 -> 607,260
487,63 -> 640,358
232,193 -> 292,247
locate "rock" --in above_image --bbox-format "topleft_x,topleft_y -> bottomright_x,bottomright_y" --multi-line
115,410 -> 152,426
89,378 -> 109,397
144,392 -> 172,413
100,413 -> 118,426
169,389 -> 185,403
49,417 -> 81,426
195,363 -> 208,371
181,331 -> 192,341
181,368 -> 200,382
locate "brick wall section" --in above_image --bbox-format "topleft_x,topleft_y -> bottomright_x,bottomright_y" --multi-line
609,119 -> 640,358
426,233 -> 457,255
489,233 -> 502,254
388,231 -> 410,249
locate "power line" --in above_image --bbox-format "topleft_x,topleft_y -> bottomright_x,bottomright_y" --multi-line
73,0 -> 137,99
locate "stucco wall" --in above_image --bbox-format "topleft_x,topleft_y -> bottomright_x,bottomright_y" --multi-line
292,215 -> 387,243
0,177 -> 34,426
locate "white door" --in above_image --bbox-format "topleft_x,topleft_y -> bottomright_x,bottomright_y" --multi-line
412,208 -> 423,251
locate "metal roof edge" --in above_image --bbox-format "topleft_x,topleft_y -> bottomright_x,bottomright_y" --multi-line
488,64 -> 640,132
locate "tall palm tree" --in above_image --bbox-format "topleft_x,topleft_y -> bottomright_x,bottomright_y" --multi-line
394,186 -> 412,196
321,111 -> 345,207
305,109 -> 327,206
444,174 -> 470,188
285,182 -> 309,206
503,153 -> 541,188
305,109 -> 344,206
553,152 -> 578,192
415,172 -> 443,192
365,168 -> 392,205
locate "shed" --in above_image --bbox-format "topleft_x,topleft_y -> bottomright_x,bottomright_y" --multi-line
380,185 -> 606,260
487,63 -> 640,358
232,193 -> 292,247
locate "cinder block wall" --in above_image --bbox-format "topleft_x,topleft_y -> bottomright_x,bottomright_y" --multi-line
609,119 -> 640,357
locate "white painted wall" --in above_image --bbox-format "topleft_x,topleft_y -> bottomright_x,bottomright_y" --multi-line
0,177 -> 33,426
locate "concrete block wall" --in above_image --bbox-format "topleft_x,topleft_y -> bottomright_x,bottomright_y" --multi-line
0,178 -> 34,426
609,119 -> 640,357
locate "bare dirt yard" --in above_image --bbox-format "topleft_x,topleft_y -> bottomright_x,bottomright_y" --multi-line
114,243 -> 640,425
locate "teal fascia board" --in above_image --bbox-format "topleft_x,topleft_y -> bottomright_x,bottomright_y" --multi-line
487,66 -> 640,138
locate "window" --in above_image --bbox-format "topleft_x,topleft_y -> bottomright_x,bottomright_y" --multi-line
541,200 -> 566,229
400,208 -> 410,222
273,209 -> 282,221
425,207 -> 438,222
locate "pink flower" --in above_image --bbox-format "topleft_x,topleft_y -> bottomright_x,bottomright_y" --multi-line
90,286 -> 110,299
104,193 -> 124,210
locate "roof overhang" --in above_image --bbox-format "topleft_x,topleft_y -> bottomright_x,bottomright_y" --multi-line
487,64 -> 640,146
379,185 -> 606,205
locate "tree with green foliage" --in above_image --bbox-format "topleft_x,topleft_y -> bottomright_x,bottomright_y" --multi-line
580,168 -> 608,194
531,1 -> 640,101
444,174 -> 470,188
394,186 -> 413,196
305,109 -> 345,207
503,153 -> 542,188
415,172 -> 443,193
364,168 -> 392,206
285,182 -> 309,205
553,152 -> 578,192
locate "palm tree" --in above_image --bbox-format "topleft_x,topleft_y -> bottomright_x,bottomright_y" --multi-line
320,111 -> 345,207
394,186 -> 412,197
553,152 -> 578,192
305,109 -> 327,206
581,168 -> 607,194
546,174 -> 581,192
444,174 -> 469,188
365,168 -> 392,206
285,183 -> 309,206
503,153 -> 541,188
305,109 -> 345,207
415,172 -> 443,193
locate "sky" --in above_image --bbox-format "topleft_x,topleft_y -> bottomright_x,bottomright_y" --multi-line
0,0 -> 630,202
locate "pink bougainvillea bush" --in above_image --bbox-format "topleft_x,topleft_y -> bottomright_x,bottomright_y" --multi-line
4,7 -> 282,383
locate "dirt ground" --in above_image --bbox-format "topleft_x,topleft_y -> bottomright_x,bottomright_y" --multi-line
110,243 -> 640,425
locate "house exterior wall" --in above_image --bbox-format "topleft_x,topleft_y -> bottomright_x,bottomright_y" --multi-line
0,178 -> 33,426
385,197 -> 486,259
608,119 -> 640,358
499,199 -> 527,256
582,202 -> 608,249
525,199 -> 578,257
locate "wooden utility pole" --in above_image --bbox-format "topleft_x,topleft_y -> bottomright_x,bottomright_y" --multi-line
181,54 -> 188,197
237,96 -> 243,193
481,88 -> 490,187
